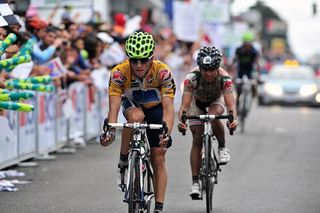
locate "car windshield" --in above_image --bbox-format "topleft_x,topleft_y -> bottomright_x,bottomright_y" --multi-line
269,65 -> 314,80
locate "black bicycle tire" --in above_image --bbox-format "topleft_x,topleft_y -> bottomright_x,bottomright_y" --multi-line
145,160 -> 154,213
239,92 -> 246,133
128,151 -> 140,213
204,134 -> 213,213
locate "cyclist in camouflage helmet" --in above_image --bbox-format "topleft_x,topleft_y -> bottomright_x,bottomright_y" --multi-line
100,31 -> 176,213
177,46 -> 237,200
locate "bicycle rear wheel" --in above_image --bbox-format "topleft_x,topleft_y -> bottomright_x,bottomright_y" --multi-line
128,151 -> 141,213
204,135 -> 214,213
238,93 -> 247,134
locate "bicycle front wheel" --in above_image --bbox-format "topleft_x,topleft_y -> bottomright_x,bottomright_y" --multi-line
128,151 -> 141,213
204,135 -> 214,213
144,160 -> 154,213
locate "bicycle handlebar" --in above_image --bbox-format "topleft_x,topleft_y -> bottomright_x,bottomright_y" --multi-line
103,118 -> 167,132
181,111 -> 234,135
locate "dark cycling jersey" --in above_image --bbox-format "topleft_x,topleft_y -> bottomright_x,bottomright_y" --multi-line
235,45 -> 259,79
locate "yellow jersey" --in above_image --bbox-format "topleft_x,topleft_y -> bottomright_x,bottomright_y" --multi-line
109,59 -> 176,108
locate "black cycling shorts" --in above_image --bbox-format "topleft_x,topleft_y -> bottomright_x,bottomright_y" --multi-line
121,96 -> 172,148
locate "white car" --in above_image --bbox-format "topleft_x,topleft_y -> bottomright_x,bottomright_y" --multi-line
258,63 -> 320,107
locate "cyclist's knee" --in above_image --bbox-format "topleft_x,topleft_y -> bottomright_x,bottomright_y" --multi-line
151,151 -> 166,168
190,126 -> 203,140
125,108 -> 145,122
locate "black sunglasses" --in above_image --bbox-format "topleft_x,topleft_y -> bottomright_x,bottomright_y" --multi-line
129,57 -> 151,64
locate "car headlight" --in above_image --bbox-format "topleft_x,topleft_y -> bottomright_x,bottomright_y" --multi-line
299,84 -> 317,96
264,83 -> 283,96
316,93 -> 320,103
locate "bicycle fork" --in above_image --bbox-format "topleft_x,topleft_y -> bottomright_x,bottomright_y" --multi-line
124,152 -> 152,210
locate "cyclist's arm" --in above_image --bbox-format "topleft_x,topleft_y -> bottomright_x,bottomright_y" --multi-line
158,67 -> 175,135
178,92 -> 192,121
220,70 -> 237,119
178,75 -> 194,121
162,96 -> 174,135
224,92 -> 237,118
108,95 -> 121,123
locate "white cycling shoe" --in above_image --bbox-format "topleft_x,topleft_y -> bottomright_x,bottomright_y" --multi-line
189,183 -> 201,200
218,147 -> 231,165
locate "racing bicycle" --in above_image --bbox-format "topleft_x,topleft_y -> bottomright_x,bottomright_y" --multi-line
103,118 -> 168,213
236,75 -> 254,133
181,111 -> 234,213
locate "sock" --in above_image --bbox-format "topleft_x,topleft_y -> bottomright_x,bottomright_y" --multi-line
154,202 -> 164,211
119,153 -> 128,167
192,176 -> 199,184
119,153 -> 128,162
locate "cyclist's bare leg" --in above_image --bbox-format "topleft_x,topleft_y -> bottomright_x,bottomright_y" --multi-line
208,104 -> 225,148
189,126 -> 204,178
121,107 -> 145,155
150,148 -> 167,203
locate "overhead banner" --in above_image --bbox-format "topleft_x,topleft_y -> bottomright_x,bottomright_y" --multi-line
173,1 -> 200,42
199,0 -> 230,23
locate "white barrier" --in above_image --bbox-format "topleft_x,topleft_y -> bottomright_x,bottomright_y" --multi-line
85,89 -> 101,141
37,92 -> 57,154
0,111 -> 18,169
18,93 -> 37,161
0,81 -> 109,170
68,82 -> 86,140
56,90 -> 68,144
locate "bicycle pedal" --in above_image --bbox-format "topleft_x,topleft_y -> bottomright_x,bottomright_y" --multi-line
145,194 -> 154,203
190,193 -> 201,200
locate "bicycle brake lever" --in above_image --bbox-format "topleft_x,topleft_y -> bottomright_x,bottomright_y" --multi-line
162,120 -> 168,135
103,117 -> 110,132
228,111 -> 234,136
181,111 -> 187,136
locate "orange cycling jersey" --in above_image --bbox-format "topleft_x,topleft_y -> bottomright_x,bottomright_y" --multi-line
109,59 -> 176,108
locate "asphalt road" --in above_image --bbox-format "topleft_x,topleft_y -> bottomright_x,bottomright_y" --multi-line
1,104 -> 320,213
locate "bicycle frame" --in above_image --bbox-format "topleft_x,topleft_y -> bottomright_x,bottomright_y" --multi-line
236,75 -> 254,133
105,122 -> 166,213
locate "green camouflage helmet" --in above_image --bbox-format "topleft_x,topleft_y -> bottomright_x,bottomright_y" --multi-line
125,32 -> 155,58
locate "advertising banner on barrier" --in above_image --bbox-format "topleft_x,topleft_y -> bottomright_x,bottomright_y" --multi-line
89,67 -> 110,138
37,92 -> 56,153
85,90 -> 100,140
18,92 -> 37,158
56,89 -> 68,144
68,82 -> 85,139
0,111 -> 18,168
